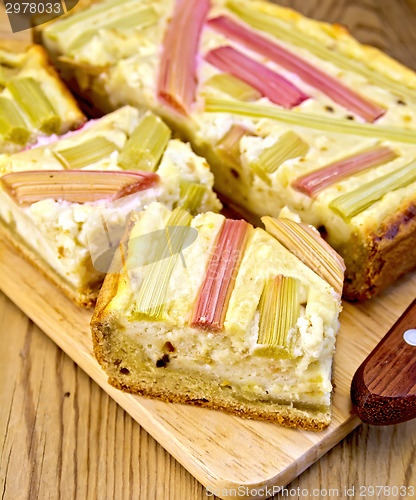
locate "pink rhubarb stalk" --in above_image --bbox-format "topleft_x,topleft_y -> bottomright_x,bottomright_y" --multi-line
208,16 -> 385,122
205,45 -> 308,108
292,145 -> 397,197
1,170 -> 159,205
157,0 -> 210,115
190,219 -> 250,331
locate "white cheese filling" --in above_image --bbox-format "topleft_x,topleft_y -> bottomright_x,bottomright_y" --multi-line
0,108 -> 220,290
112,319 -> 334,408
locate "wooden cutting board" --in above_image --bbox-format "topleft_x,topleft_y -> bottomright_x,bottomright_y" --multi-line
0,227 -> 414,500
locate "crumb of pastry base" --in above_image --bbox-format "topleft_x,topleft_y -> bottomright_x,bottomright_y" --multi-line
92,330 -> 330,431
91,270 -> 332,431
342,200 -> 416,300
92,323 -> 331,430
108,371 -> 330,431
0,218 -> 101,308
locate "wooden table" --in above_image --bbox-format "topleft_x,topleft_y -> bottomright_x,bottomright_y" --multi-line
1,2 -> 416,499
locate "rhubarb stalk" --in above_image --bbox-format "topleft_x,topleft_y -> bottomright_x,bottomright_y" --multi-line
208,15 -> 385,122
329,159 -> 416,221
133,208 -> 193,320
190,219 -> 250,330
292,145 -> 397,197
1,170 -> 159,205
263,216 -> 345,295
251,130 -> 309,185
67,6 -> 158,54
53,136 -> 120,169
45,0 -> 129,38
7,77 -> 61,135
205,73 -> 261,101
177,181 -> 207,214
205,98 -> 416,144
118,112 -> 171,171
157,0 -> 210,114
226,0 -> 416,101
0,96 -> 30,145
257,275 -> 300,357
205,46 -> 308,109
216,124 -> 253,167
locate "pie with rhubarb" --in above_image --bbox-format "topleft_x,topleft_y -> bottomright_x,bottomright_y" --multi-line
0,39 -> 85,153
91,202 -> 344,430
39,0 -> 416,300
0,106 -> 221,307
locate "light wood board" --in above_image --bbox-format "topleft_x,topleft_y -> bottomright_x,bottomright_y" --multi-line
0,227 -> 415,499
1,3 -> 416,498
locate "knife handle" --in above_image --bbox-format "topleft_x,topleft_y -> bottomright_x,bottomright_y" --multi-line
351,298 -> 416,425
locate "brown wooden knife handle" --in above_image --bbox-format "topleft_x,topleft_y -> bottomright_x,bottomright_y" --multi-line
351,298 -> 416,425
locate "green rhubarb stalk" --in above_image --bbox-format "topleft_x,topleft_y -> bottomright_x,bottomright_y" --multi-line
205,97 -> 416,144
205,73 -> 262,101
0,96 -> 30,145
329,160 -> 416,221
177,181 -> 207,214
251,131 -> 309,185
118,112 -> 171,171
133,207 -> 192,320
53,136 -> 120,169
67,6 -> 158,54
7,77 -> 61,135
44,0 -> 130,38
256,275 -> 300,358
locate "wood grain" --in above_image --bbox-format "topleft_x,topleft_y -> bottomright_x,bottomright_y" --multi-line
1,223 -> 416,500
1,1 -> 416,499
1,290 -> 414,500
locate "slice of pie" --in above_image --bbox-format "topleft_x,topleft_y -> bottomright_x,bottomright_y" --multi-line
0,39 -> 85,153
91,202 -> 344,430
0,106 -> 221,306
39,0 -> 416,300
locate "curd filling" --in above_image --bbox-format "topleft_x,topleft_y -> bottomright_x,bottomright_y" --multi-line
0,107 -> 220,291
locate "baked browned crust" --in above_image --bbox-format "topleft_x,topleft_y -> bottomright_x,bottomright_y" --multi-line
91,213 -> 140,363
0,218 -> 100,308
343,200 -> 416,301
108,375 -> 330,431
93,307 -> 330,431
